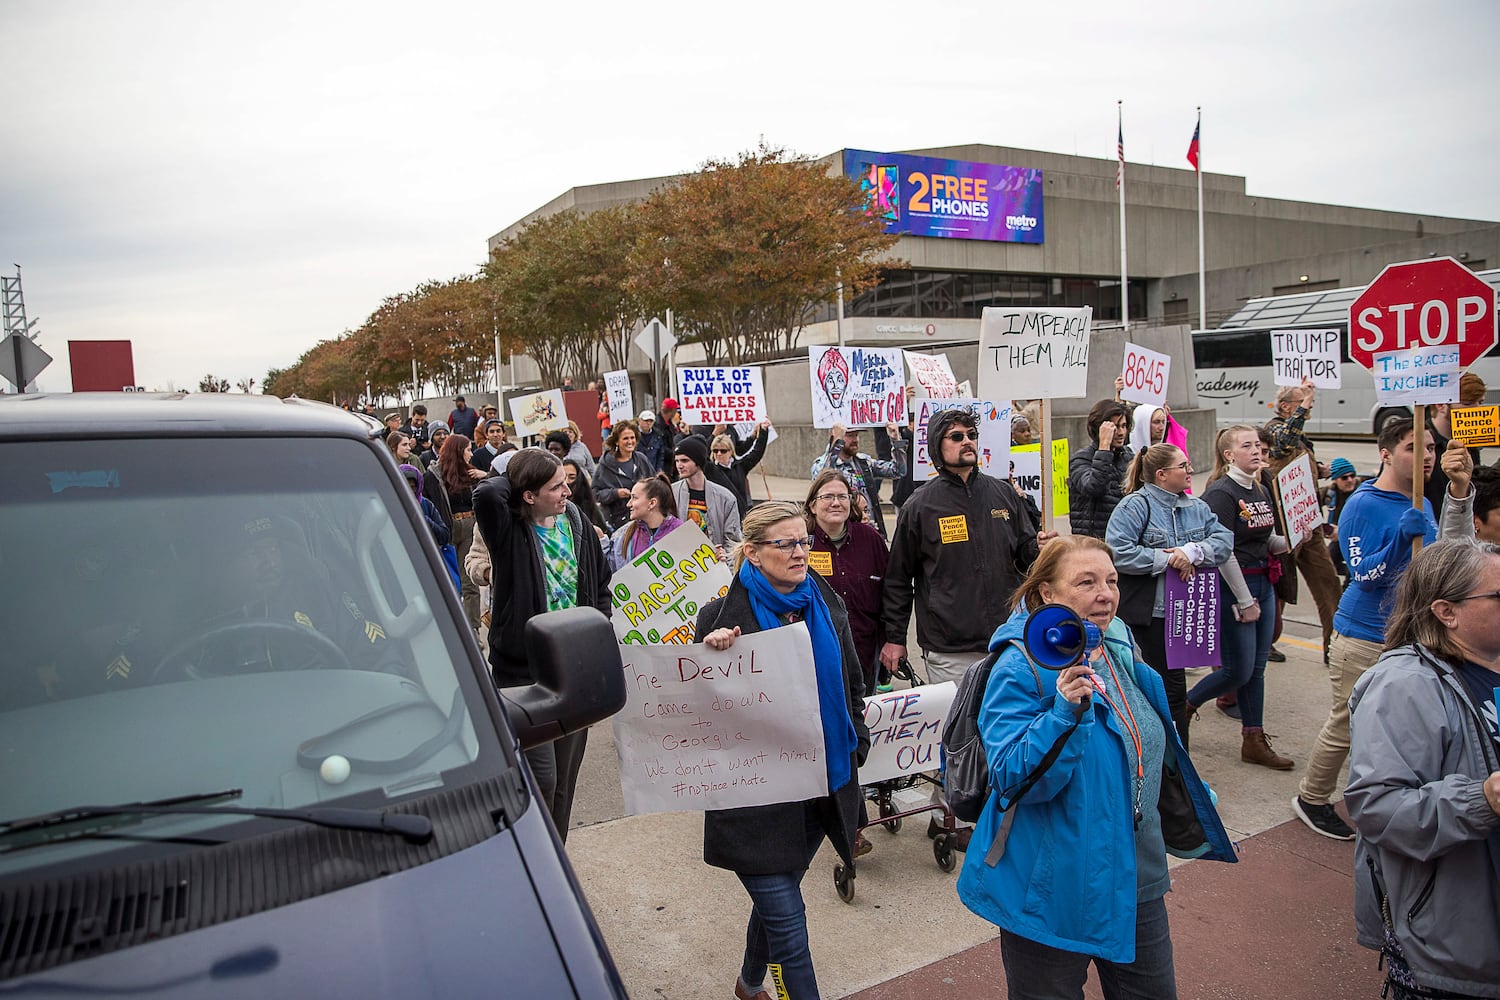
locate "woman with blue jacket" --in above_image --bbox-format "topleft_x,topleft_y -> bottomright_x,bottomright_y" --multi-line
1105,443 -> 1235,745
956,534 -> 1236,999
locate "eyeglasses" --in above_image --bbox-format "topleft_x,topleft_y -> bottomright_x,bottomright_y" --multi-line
1170,461 -> 1193,470
945,429 -> 980,442
814,493 -> 851,504
1336,474 -> 1357,481
712,448 -> 731,454
1450,590 -> 1500,603
759,536 -> 815,552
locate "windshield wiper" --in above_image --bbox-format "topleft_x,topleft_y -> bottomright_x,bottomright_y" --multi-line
0,788 -> 434,851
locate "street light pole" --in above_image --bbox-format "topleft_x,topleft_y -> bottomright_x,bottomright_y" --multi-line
836,269 -> 845,349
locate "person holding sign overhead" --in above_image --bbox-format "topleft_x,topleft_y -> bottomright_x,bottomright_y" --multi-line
1105,443 -> 1235,746
955,535 -> 1235,1000
694,501 -> 871,1000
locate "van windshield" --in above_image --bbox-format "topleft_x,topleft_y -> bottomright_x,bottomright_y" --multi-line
0,437 -> 511,874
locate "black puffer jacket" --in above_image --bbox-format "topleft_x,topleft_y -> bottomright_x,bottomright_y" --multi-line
882,408 -> 1040,653
1068,443 -> 1132,539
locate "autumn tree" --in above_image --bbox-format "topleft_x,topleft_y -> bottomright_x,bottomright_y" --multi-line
198,374 -> 230,393
629,143 -> 900,363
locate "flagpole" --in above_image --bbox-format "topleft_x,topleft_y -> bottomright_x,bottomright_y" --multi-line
1195,107 -> 1206,331
1118,100 -> 1129,332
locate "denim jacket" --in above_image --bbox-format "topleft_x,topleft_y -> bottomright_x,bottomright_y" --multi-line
1104,484 -> 1235,618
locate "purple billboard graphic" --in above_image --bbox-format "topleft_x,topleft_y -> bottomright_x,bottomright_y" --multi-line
844,148 -> 1044,244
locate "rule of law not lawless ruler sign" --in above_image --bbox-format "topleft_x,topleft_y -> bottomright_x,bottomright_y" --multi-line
675,366 -> 767,425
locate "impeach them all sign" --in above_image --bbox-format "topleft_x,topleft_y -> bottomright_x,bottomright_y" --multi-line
609,520 -> 732,645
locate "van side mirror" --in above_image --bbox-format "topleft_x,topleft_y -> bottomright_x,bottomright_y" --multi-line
501,607 -> 626,749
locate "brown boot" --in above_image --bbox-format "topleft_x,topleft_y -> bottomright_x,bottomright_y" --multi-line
1241,731 -> 1293,770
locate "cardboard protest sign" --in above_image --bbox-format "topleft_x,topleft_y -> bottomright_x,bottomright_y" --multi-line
912,398 -> 1011,480
1163,566 -> 1221,671
612,623 -> 829,814
508,389 -> 569,437
1276,453 -> 1326,549
676,366 -> 767,425
608,521 -> 732,645
1272,329 -> 1342,388
978,306 -> 1092,400
903,351 -> 958,398
1008,440 -> 1070,516
809,346 -> 906,428
858,682 -> 957,784
733,421 -> 778,446
1120,342 -> 1171,408
604,369 -> 634,424
1371,346 -> 1460,406
1449,405 -> 1500,447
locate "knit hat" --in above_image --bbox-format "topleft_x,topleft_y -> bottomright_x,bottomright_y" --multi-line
675,434 -> 709,471
1328,457 -> 1356,479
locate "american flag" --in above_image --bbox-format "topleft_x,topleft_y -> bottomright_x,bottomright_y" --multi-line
1116,120 -> 1125,190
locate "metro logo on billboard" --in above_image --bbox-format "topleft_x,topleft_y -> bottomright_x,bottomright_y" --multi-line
1348,257 -> 1497,371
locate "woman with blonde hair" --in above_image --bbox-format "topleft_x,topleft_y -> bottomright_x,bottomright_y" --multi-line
956,534 -> 1234,999
1345,539 -> 1500,998
695,501 -> 870,1000
1105,443 -> 1234,744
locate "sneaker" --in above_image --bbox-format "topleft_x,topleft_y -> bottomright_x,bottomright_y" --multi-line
1268,646 -> 1287,662
1292,796 -> 1355,841
876,683 -> 893,694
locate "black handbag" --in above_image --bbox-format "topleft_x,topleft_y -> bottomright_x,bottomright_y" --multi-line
1114,496 -> 1158,628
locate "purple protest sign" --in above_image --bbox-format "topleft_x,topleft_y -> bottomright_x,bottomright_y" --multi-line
1163,566 -> 1221,671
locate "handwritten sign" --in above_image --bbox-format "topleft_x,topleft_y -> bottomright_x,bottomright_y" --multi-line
1276,453 -> 1325,549
508,389 -> 569,437
1163,566 -> 1221,671
978,306 -> 1093,400
1008,440 -> 1071,516
1272,329 -> 1342,388
608,520 -> 732,645
1372,345 -> 1460,406
903,351 -> 958,399
604,369 -> 634,424
1449,405 -> 1500,447
858,682 -> 957,784
913,398 -> 1011,480
1120,342 -> 1171,408
810,346 -> 906,428
676,366 -> 767,425
612,623 -> 830,815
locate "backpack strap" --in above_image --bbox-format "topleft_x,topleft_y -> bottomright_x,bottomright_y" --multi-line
984,639 -> 1085,866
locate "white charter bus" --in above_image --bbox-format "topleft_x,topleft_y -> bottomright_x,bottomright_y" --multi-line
1192,268 -> 1500,435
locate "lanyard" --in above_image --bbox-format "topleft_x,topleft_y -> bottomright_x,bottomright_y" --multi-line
1092,645 -> 1147,827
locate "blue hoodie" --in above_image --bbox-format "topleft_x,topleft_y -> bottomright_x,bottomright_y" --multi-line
1333,483 -> 1437,643
955,610 -> 1235,963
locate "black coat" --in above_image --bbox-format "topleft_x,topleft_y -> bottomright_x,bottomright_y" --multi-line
693,575 -> 872,875
473,475 -> 612,688
1067,443 -> 1132,539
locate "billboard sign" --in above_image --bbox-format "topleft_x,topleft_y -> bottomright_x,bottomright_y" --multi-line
844,148 -> 1044,244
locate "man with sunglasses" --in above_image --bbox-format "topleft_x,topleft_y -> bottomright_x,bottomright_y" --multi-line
1294,417 -> 1475,841
811,420 -> 907,538
880,408 -> 1055,849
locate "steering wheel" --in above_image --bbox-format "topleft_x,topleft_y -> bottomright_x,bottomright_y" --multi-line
153,620 -> 352,682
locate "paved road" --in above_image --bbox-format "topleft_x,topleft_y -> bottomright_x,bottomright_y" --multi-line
556,450 -> 1395,998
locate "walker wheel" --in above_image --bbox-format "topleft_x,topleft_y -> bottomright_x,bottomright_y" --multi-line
933,836 -> 956,873
878,797 -> 902,834
833,863 -> 855,903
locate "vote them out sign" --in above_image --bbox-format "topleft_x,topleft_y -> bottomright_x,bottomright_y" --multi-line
1348,257 -> 1497,371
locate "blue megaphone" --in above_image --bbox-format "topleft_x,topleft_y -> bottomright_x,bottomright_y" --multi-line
1022,603 -> 1103,670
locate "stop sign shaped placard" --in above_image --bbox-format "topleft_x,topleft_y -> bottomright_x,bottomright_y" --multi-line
1349,257 -> 1497,370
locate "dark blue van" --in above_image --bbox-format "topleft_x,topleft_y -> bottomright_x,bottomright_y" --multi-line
0,394 -> 628,997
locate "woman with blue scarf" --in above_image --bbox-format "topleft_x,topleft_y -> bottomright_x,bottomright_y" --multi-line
694,500 -> 872,1000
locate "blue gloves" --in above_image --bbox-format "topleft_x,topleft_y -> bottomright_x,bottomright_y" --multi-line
1397,506 -> 1429,541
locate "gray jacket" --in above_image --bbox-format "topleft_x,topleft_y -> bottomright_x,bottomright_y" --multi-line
1346,643 -> 1500,997
670,477 -> 742,548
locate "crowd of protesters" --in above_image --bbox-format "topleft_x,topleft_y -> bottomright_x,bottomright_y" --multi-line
373,372 -> 1498,1000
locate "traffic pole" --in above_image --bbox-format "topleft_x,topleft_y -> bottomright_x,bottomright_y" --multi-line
1412,404 -> 1425,556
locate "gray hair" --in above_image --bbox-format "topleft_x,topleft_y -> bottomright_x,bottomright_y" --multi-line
1386,539 -> 1500,663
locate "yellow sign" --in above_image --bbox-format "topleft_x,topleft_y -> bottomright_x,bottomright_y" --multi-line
806,550 -> 833,576
1008,439 -> 1071,516
1449,405 -> 1500,447
938,514 -> 969,544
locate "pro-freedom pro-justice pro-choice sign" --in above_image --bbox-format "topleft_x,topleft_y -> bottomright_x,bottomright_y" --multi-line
676,367 -> 766,425
609,521 -> 732,645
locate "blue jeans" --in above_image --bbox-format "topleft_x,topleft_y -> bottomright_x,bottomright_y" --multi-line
999,894 -> 1178,1000
1187,572 -> 1275,728
737,808 -> 826,999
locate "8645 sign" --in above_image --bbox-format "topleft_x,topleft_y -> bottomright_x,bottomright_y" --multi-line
1120,342 -> 1170,408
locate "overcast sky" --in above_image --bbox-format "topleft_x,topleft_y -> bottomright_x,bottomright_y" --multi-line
6,0 -> 1497,393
